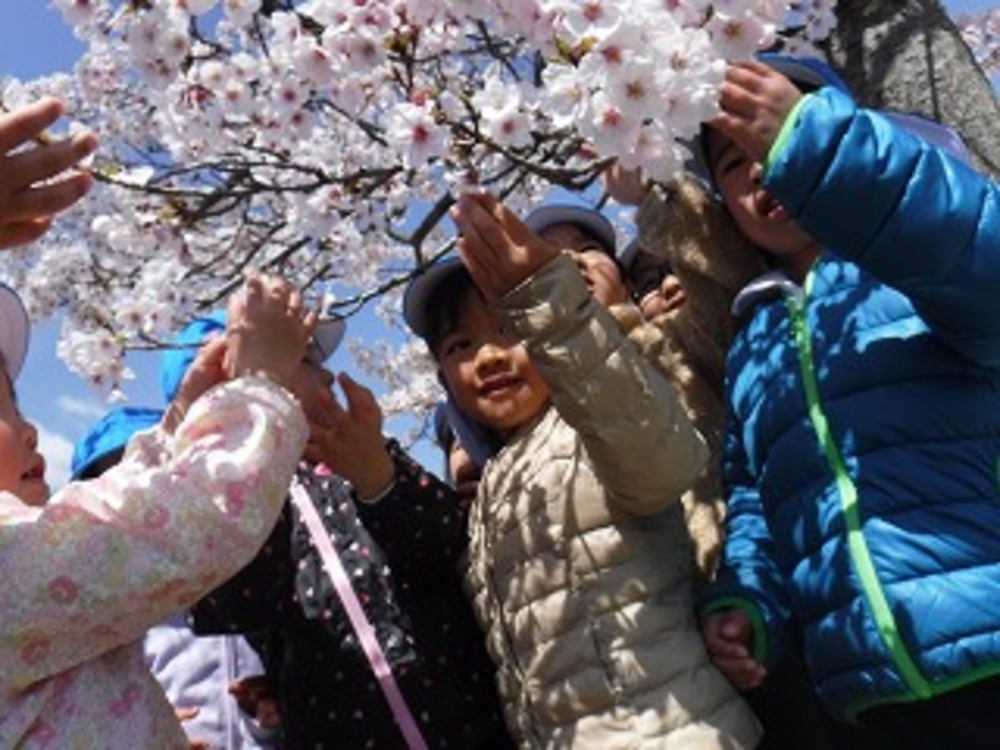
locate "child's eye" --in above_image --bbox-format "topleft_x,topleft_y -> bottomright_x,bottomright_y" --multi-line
716,153 -> 746,180
441,337 -> 471,358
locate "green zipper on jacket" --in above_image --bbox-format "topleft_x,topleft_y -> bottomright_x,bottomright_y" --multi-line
785,271 -> 932,702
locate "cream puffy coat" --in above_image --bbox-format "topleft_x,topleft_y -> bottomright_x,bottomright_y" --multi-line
464,255 -> 760,749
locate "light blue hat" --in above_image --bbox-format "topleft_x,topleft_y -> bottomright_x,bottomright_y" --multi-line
0,282 -> 29,380
70,405 -> 164,480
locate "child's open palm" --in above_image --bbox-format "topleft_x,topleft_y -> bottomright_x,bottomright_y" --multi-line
305,373 -> 395,500
712,61 -> 804,167
451,193 -> 560,302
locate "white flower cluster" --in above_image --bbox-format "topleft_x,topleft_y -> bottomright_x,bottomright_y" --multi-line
959,8 -> 1000,76
12,0 -> 839,403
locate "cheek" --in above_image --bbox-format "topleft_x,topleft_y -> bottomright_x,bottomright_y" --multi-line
440,360 -> 475,399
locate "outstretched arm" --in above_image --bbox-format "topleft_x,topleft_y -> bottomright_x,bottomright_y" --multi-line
452,194 -> 707,514
0,274 -> 313,693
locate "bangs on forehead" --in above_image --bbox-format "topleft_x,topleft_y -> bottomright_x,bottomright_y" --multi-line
425,272 -> 479,357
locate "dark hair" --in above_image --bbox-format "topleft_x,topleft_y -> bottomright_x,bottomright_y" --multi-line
432,402 -> 455,450
76,448 -> 126,481
423,268 -> 478,358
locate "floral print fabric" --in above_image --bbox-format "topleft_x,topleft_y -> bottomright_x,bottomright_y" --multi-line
0,376 -> 307,749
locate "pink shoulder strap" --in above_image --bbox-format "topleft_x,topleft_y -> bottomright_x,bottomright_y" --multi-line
290,481 -> 429,750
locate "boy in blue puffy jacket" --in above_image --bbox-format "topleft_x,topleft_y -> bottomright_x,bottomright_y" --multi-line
697,55 -> 1000,749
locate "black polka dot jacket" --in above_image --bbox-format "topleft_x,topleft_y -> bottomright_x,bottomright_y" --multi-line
191,442 -> 512,749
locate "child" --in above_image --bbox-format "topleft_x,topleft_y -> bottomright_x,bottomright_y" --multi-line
71,405 -> 279,750
183,314 -> 512,748
402,193 -> 761,748
432,401 -> 480,508
697,54 -> 1000,748
0,272 -> 316,747
620,237 -> 686,320
524,203 -> 631,308
0,97 -> 95,248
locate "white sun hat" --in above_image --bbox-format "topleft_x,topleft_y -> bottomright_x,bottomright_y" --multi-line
0,282 -> 29,380
307,315 -> 347,365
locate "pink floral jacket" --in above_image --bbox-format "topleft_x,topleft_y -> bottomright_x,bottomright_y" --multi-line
0,376 -> 307,749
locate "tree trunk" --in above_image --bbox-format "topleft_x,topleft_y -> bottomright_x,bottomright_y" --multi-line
826,0 -> 1000,178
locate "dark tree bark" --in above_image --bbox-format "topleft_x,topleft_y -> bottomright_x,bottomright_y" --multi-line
826,0 -> 1000,178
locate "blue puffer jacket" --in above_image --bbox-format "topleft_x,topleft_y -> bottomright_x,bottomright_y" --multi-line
703,86 -> 1000,720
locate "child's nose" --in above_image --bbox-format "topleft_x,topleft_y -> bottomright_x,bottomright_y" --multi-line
22,419 -> 38,451
749,162 -> 764,185
476,340 -> 509,371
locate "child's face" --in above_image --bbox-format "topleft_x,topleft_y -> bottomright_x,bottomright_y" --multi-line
289,360 -> 336,428
628,250 -> 686,320
0,371 -> 47,506
538,223 -> 630,307
707,127 -> 820,280
437,289 -> 551,437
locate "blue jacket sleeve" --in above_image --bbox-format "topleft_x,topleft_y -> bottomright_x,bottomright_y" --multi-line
699,408 -> 792,670
766,87 -> 1000,368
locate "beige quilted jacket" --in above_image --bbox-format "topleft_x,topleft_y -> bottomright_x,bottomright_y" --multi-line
464,255 -> 761,749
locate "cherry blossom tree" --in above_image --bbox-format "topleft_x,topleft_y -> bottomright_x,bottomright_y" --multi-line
0,0 -> 994,420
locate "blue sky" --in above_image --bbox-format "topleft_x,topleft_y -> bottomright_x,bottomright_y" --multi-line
0,1 -> 997,487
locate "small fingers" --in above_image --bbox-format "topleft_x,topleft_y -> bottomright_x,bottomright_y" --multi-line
0,97 -> 63,153
2,128 -> 96,188
2,171 -> 94,224
175,706 -> 200,722
318,385 -> 349,423
337,372 -> 378,416
710,655 -> 767,690
194,334 -> 228,367
287,286 -> 303,316
0,218 -> 53,250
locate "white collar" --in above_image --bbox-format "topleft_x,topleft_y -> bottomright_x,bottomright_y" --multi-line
731,269 -> 804,317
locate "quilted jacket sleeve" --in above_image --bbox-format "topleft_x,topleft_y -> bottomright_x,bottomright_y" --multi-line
494,254 -> 708,515
698,408 -> 792,670
766,87 -> 1000,369
0,376 -> 307,693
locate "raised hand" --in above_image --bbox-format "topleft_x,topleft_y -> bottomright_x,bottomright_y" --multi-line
700,609 -> 768,690
451,192 -> 560,303
710,61 -> 804,167
229,676 -> 281,731
603,161 -> 649,207
304,372 -> 395,500
163,335 -> 228,434
0,98 -> 96,249
225,272 -> 317,389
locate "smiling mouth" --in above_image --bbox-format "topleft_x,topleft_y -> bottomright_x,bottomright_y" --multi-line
755,190 -> 787,221
479,375 -> 521,397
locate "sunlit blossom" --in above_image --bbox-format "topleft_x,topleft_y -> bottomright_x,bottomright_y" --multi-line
29,0 -> 998,413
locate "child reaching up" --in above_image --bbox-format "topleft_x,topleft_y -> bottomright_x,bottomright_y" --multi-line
185,312 -> 511,748
402,193 -> 761,748
696,55 -> 1000,748
0,272 -> 315,748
